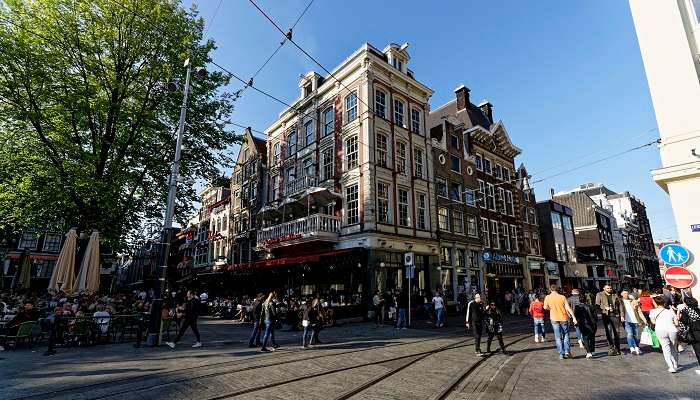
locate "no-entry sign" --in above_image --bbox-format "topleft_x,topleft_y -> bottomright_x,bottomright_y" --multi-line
664,266 -> 695,289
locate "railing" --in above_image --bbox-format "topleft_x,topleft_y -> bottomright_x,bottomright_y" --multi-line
284,176 -> 317,196
257,213 -> 340,246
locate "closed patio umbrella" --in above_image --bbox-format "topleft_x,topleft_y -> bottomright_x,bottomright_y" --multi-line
75,230 -> 100,294
18,250 -> 32,290
48,229 -> 77,294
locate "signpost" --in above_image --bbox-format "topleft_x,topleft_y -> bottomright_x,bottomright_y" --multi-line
664,266 -> 695,289
659,244 -> 690,266
404,252 -> 414,327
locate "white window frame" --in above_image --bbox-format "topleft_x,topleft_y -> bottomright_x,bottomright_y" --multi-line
377,181 -> 391,224
437,177 -> 448,198
345,136 -> 358,170
346,184 -> 359,225
287,131 -> 297,157
481,217 -> 490,247
394,99 -> 405,127
398,188 -> 410,227
502,222 -> 510,251
417,192 -> 427,230
396,141 -> 407,174
414,147 -> 423,178
323,106 -> 334,137
483,158 -> 492,175
510,226 -> 519,252
411,108 -> 421,134
467,214 -> 478,237
304,119 -> 314,147
321,147 -> 334,181
498,187 -> 506,214
345,91 -> 357,123
486,183 -> 496,211
475,154 -> 483,171
375,89 -> 386,119
490,220 -> 500,249
453,210 -> 464,234
477,179 -> 486,208
505,190 -> 514,216
376,133 -> 388,167
43,233 -> 62,252
438,207 -> 450,231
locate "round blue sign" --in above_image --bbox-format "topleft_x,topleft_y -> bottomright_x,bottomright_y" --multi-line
659,244 -> 690,266
482,251 -> 492,262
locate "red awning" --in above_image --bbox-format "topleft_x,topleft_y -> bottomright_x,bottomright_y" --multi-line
6,253 -> 58,261
228,249 -> 355,271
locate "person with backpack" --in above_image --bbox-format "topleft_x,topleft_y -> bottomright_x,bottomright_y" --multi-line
678,297 -> 700,375
248,293 -> 263,348
466,293 -> 486,356
485,302 -> 509,355
166,290 -> 202,349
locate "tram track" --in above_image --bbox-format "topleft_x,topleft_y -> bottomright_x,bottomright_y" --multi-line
13,335 -> 460,400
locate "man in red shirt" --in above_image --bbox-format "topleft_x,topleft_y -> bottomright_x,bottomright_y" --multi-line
529,296 -> 546,342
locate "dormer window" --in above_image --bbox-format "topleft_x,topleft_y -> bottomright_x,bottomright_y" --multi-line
303,83 -> 312,97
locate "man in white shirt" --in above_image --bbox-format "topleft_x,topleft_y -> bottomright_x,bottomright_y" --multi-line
619,289 -> 646,355
432,290 -> 445,328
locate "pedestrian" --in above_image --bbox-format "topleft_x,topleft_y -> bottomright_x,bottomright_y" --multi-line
619,288 -> 646,355
505,291 -> 513,315
260,292 -> 279,352
543,285 -> 577,359
395,289 -> 408,329
466,293 -> 486,357
166,290 -> 202,349
311,298 -> 324,344
678,297 -> 700,375
650,296 -> 679,373
528,295 -> 546,343
373,289 -> 384,327
42,307 -> 64,356
301,299 -> 317,348
485,302 -> 508,355
574,293 -> 597,358
433,290 -> 446,328
248,293 -> 263,348
567,289 -> 584,349
595,284 -> 621,356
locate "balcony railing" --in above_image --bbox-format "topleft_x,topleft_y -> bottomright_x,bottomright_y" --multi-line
285,176 -> 317,197
257,213 -> 340,248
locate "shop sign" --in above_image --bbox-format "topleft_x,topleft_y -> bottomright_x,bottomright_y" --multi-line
545,262 -> 559,275
263,233 -> 302,247
528,261 -> 541,270
691,224 -> 700,233
482,251 -> 520,265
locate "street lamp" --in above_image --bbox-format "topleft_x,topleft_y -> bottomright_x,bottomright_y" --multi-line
147,58 -> 206,347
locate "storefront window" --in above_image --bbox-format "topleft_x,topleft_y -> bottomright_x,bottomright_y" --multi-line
440,268 -> 453,299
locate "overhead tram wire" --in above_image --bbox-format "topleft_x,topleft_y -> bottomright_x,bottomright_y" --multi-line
247,0 -> 378,118
202,0 -> 224,38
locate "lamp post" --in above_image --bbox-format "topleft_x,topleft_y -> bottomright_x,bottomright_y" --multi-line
147,58 -> 204,346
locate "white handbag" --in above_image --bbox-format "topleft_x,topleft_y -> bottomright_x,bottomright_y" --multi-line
302,320 -> 309,327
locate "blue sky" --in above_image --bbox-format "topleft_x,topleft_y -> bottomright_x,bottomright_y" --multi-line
186,0 -> 677,241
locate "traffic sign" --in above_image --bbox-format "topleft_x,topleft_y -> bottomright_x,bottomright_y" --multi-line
405,265 -> 415,279
404,252 -> 414,266
664,266 -> 695,289
659,244 -> 690,266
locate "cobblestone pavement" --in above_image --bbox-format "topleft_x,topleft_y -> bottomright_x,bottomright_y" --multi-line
0,315 -> 697,400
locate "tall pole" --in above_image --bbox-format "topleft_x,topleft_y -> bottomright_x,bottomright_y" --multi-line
147,59 -> 192,346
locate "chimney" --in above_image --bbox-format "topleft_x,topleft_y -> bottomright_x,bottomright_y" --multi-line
454,85 -> 470,111
478,101 -> 493,123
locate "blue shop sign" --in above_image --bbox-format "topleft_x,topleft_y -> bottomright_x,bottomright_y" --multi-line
482,251 -> 520,265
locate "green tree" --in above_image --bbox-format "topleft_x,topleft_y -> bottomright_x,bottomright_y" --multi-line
0,0 -> 242,249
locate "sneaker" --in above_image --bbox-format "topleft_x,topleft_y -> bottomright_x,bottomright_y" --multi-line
192,342 -> 202,348
401,327 -> 407,330
272,344 -> 280,349
667,367 -> 678,373
578,339 -> 584,349
260,347 -> 271,352
165,342 -> 175,349
476,351 -> 485,357
586,353 -> 593,359
534,335 -> 539,343
541,337 -> 546,342
564,352 -> 573,359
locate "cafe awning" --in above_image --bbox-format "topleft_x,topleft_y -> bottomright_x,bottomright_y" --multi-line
228,248 -> 354,271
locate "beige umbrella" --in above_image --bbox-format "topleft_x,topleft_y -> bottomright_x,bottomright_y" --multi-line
48,229 -> 77,294
75,230 -> 101,294
19,250 -> 32,290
